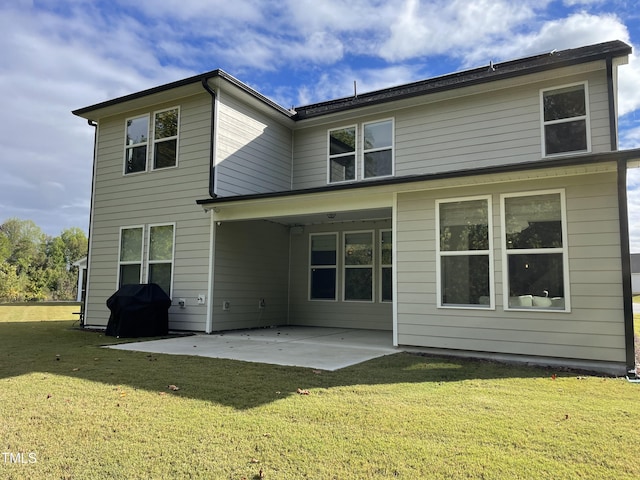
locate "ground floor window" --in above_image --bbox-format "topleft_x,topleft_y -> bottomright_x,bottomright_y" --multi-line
502,190 -> 568,310
344,231 -> 374,302
436,196 -> 493,308
118,223 -> 175,297
310,233 -> 338,300
309,229 -> 391,303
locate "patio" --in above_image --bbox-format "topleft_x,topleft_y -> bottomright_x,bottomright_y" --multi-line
106,326 -> 398,371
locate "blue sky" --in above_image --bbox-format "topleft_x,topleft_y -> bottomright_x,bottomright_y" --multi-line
2,0 -> 640,248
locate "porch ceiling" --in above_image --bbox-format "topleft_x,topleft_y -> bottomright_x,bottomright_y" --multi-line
265,207 -> 392,227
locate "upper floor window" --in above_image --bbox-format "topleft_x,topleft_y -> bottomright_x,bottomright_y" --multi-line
153,107 -> 179,169
124,107 -> 179,174
328,119 -> 394,184
124,115 -> 149,174
363,119 -> 393,179
541,83 -> 590,157
329,126 -> 356,183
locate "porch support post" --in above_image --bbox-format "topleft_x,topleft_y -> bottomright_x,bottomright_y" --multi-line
205,209 -> 216,333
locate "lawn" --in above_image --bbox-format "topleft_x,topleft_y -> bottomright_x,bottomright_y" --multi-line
1,307 -> 639,479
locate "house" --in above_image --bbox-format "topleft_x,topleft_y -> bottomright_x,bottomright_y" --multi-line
73,40 -> 639,375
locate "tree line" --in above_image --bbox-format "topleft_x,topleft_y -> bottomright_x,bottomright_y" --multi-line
0,218 -> 87,302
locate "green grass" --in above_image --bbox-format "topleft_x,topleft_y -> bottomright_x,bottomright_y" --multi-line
1,307 -> 640,479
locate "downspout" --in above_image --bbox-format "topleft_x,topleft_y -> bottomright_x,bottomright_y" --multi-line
201,77 -> 217,332
201,77 -> 218,198
607,57 -> 636,373
83,119 -> 98,328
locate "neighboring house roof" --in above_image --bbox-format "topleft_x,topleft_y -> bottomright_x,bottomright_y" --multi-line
631,254 -> 640,273
74,40 -> 631,122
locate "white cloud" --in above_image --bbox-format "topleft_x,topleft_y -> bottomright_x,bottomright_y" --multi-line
461,11 -> 630,66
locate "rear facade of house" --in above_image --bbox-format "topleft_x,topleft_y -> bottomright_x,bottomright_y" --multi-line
73,40 -> 638,374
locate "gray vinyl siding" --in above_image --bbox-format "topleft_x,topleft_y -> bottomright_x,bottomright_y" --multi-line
215,91 -> 292,196
84,93 -> 212,331
288,221 -> 393,330
292,69 -> 612,190
395,169 -> 625,363
211,220 -> 289,331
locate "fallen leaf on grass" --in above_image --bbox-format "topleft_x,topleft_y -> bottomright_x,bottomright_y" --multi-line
312,370 -> 322,375
250,458 -> 259,463
158,392 -> 166,396
46,394 -> 52,399
296,388 -> 310,395
72,368 -> 79,372
262,433 -> 272,438
168,384 -> 180,391
551,374 -> 557,380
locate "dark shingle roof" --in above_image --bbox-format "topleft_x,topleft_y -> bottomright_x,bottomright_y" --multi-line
292,40 -> 631,120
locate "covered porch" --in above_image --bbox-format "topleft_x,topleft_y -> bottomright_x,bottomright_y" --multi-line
199,186 -> 396,341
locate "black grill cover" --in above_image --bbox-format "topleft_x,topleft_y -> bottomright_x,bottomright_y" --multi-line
106,284 -> 171,337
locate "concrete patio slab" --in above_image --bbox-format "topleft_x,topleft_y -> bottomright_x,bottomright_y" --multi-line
105,326 -> 398,371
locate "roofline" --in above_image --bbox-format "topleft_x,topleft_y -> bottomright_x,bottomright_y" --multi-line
292,40 -> 632,120
72,69 -> 294,119
196,148 -> 640,206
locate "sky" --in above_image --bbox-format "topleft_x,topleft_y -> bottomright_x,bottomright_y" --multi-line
1,0 -> 640,249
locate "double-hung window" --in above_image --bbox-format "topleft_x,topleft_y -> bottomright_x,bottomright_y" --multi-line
153,107 -> 179,169
541,83 -> 590,156
344,231 -> 374,302
118,224 -> 175,298
436,196 -> 493,308
124,115 -> 149,174
329,126 -> 356,183
363,119 -> 393,179
147,224 -> 175,297
118,226 -> 144,286
310,233 -> 338,300
328,119 -> 394,184
502,190 -> 569,311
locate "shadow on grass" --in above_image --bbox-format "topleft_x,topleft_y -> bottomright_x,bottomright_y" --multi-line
0,320 -> 560,410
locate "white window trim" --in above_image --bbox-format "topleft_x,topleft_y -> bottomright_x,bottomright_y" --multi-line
123,114 -> 150,175
309,232 -> 339,301
116,225 -> 145,288
151,106 -> 180,171
343,230 -> 375,303
362,118 -> 395,181
146,222 -> 176,298
436,195 -> 495,310
500,189 -> 571,312
379,229 -> 392,303
327,125 -> 358,184
540,81 -> 591,158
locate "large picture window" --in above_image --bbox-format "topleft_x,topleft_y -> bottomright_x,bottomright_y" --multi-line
437,196 -> 493,308
153,107 -> 179,169
344,231 -> 374,302
328,127 -> 356,183
118,226 -> 143,286
124,115 -> 149,174
502,190 -> 569,311
310,233 -> 337,300
541,83 -> 589,156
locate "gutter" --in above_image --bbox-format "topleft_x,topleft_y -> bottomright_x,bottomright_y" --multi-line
201,77 -> 218,198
